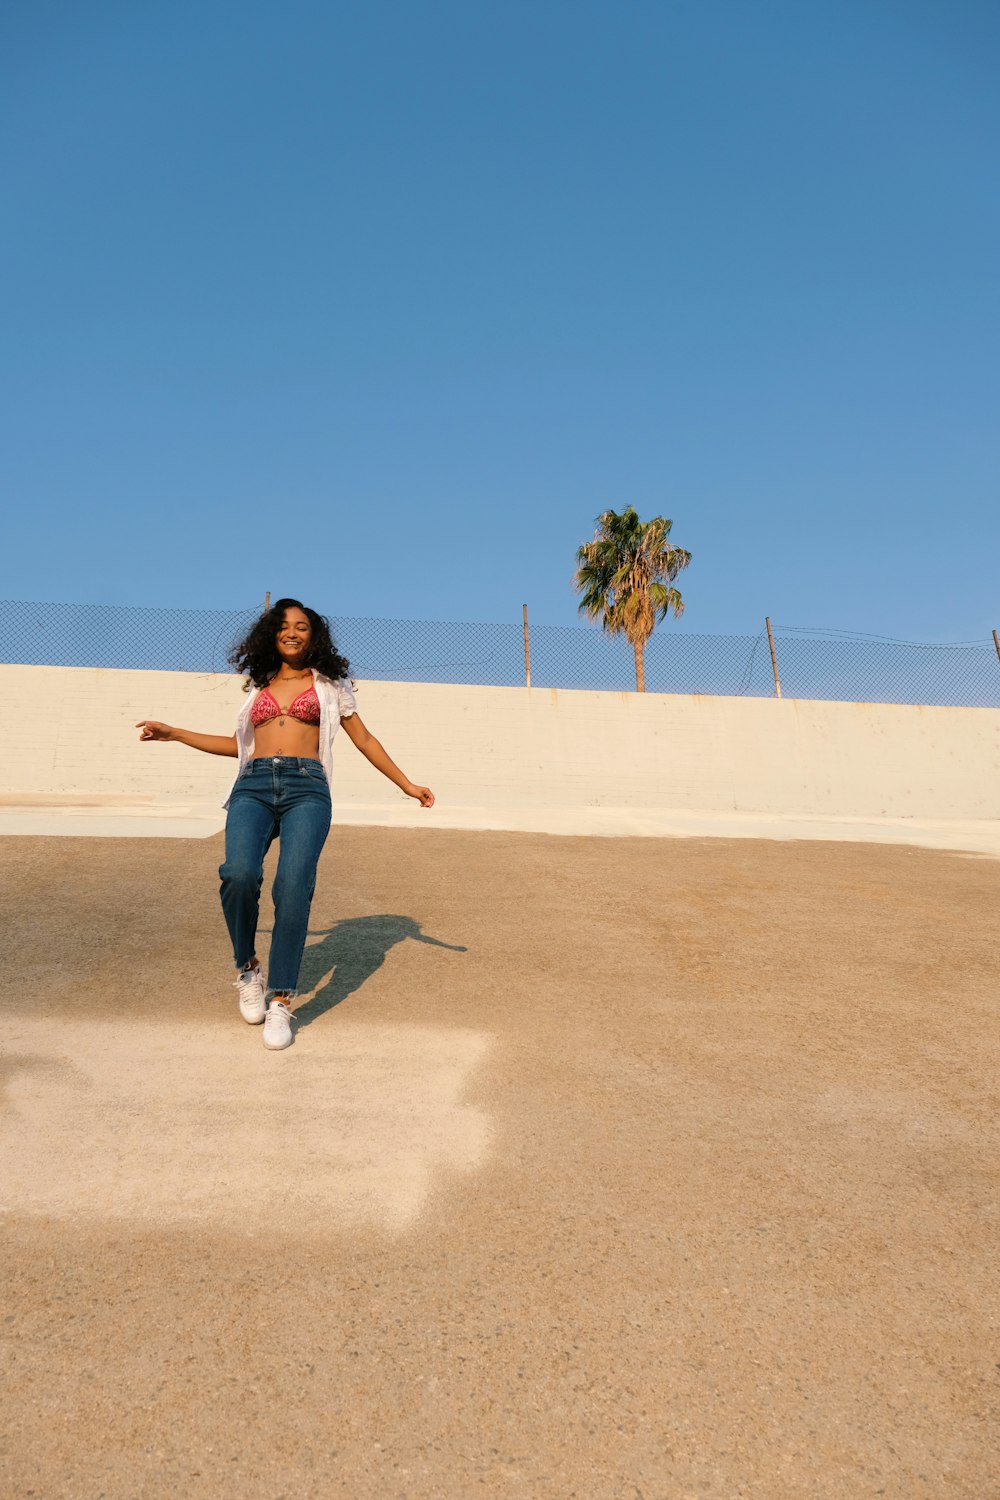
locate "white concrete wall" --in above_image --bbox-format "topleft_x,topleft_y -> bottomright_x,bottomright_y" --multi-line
3,664 -> 1000,821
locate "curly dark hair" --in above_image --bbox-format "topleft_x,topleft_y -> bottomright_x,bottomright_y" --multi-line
229,598 -> 351,690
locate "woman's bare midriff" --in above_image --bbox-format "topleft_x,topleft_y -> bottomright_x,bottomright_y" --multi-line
252,719 -> 321,760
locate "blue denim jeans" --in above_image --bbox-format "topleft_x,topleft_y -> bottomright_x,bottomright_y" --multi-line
219,757 -> 332,993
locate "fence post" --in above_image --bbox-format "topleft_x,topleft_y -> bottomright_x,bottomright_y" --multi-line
993,629 -> 1000,664
264,592 -> 271,613
522,604 -> 531,688
765,616 -> 782,698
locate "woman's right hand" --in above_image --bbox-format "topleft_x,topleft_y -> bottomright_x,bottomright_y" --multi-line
136,720 -> 173,742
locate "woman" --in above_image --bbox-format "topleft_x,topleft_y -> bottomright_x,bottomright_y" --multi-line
137,598 -> 434,1050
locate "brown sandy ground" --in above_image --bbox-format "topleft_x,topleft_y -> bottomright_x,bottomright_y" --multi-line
1,828 -> 998,1500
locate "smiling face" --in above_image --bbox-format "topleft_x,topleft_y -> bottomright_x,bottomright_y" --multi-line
276,607 -> 312,667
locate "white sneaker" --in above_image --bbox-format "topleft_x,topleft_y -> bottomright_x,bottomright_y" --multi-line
235,964 -> 267,1025
263,999 -> 295,1051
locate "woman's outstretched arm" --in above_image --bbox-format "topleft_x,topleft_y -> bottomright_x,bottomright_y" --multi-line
340,713 -> 434,806
136,721 -> 238,757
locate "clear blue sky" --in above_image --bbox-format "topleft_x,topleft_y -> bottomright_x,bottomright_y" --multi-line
2,0 -> 997,639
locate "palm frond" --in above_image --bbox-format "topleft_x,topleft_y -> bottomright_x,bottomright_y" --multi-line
571,506 -> 692,671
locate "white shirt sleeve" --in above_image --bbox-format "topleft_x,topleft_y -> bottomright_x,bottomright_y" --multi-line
337,677 -> 357,718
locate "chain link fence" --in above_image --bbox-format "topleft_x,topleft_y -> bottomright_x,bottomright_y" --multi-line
1,599 -> 998,708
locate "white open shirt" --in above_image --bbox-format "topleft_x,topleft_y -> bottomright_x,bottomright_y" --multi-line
224,669 -> 357,808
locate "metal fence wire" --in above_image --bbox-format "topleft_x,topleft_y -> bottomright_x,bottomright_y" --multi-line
1,599 -> 998,709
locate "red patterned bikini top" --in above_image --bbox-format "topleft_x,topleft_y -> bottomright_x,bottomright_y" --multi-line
250,682 -> 321,727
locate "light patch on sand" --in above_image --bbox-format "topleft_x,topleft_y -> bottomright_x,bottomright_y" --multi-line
2,1019 -> 492,1232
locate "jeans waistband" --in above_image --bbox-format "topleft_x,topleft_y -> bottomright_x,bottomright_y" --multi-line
247,756 -> 323,769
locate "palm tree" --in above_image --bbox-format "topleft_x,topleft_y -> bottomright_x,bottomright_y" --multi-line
574,506 -> 691,692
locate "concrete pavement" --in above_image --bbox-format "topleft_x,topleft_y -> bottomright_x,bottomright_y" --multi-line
2,827 -> 998,1497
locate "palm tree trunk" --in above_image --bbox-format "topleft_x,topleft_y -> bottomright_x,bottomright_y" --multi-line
633,639 -> 645,692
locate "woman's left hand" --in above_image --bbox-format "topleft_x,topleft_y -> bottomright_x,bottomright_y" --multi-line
407,784 -> 435,808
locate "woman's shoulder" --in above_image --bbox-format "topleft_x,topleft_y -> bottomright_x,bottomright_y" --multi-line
234,682 -> 260,729
312,671 -> 357,717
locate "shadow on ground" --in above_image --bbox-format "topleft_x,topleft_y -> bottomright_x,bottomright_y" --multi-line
274,915 -> 468,1025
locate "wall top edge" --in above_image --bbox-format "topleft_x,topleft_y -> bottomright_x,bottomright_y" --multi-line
1,663 -> 999,716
